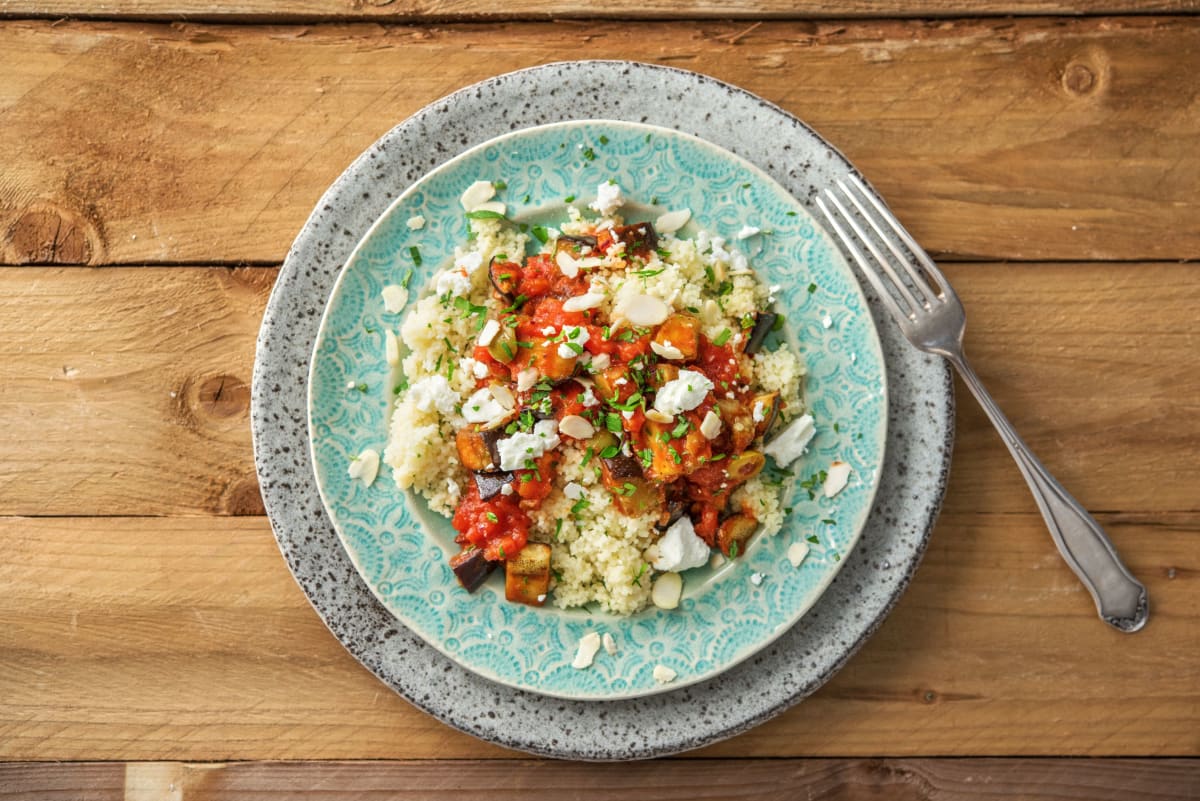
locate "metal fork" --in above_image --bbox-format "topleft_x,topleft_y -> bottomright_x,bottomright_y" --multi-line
817,175 -> 1148,633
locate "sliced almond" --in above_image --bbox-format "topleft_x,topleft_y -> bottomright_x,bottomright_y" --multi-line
381,284 -> 408,313
787,541 -> 811,568
562,292 -> 606,312
385,330 -> 401,367
655,208 -> 692,234
347,448 -> 380,486
558,414 -> 596,440
823,461 -> 852,497
516,367 -> 539,392
490,383 -> 515,410
652,664 -> 678,684
650,340 -> 685,361
571,632 -> 602,669
645,409 -> 674,425
590,353 -> 611,371
460,180 -> 495,210
699,409 -> 722,440
556,250 -> 581,279
651,572 -> 683,610
602,632 -> 618,655
622,294 -> 670,327
477,318 -> 501,347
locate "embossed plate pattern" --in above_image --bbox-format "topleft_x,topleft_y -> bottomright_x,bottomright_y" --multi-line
252,60 -> 953,759
308,120 -> 887,700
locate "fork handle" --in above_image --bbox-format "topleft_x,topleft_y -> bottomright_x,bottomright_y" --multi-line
947,353 -> 1149,632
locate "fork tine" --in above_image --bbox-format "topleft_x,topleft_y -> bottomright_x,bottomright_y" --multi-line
815,195 -> 912,326
837,178 -> 940,307
844,175 -> 955,302
821,187 -> 924,316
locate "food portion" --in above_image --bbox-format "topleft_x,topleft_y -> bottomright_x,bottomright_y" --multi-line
383,180 -> 808,615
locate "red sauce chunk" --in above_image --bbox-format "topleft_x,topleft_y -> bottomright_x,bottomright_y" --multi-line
452,481 -> 531,562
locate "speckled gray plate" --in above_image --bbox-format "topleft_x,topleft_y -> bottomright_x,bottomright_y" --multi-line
251,60 -> 954,760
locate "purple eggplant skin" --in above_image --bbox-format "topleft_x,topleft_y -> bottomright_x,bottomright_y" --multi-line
558,234 -> 598,249
449,548 -> 499,593
480,426 -> 508,467
744,311 -> 778,355
473,471 -> 514,501
603,453 -> 643,479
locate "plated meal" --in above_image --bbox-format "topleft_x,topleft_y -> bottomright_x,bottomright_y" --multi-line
380,178 -> 845,617
307,119 -> 886,699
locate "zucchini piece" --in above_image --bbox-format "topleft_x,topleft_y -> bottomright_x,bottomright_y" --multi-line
455,427 -> 494,472
487,323 -> 518,364
716,398 -> 756,453
505,542 -> 552,606
652,313 -> 701,361
717,514 -> 758,557
724,450 -> 765,486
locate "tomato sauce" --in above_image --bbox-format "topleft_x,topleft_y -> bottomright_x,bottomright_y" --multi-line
452,482 -> 531,562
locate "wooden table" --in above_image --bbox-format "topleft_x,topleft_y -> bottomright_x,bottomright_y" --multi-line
1,0 -> 1198,796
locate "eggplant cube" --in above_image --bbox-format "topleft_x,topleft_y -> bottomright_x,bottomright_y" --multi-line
505,542 -> 552,606
450,548 -> 498,593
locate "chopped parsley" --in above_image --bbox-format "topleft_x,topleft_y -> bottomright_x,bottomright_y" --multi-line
486,512 -> 499,523
409,246 -> 422,266
713,328 -> 732,347
531,226 -> 549,244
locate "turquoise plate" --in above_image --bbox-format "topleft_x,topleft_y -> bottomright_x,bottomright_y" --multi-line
308,120 -> 887,700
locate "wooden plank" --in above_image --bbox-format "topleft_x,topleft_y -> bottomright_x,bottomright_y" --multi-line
1,262 -> 1197,517
0,18 -> 1198,265
1,759 -> 1198,800
0,512 -> 1193,760
2,0 -> 1198,22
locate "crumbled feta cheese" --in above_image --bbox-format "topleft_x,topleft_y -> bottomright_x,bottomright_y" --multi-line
477,319 -> 501,347
541,325 -> 557,336
736,225 -> 760,240
652,665 -> 678,684
406,215 -> 426,230
787,542 -> 810,567
822,314 -> 833,329
589,352 -> 611,371
563,481 -> 585,500
651,571 -> 683,609
460,180 -> 495,210
385,330 -> 401,367
602,632 -> 618,655
752,400 -> 766,423
590,181 -> 625,217
407,375 -> 458,415
562,292 -> 606,312
471,359 -> 490,379
456,251 -> 485,275
446,477 -> 460,501
345,381 -> 356,389
500,483 -> 514,496
762,413 -> 815,468
462,387 -> 508,424
572,632 -> 602,669
653,370 -> 715,416
556,325 -> 590,359
434,269 -> 471,297
824,461 -> 852,497
710,552 -> 727,569
347,448 -> 379,486
699,409 -> 722,440
650,516 -> 710,572
496,419 -> 560,471
381,284 -> 408,313
750,572 -> 765,586
650,340 -> 685,361
655,208 -> 691,234
578,386 -> 599,407
621,409 -> 634,420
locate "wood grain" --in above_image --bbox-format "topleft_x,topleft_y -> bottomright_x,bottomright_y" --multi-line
0,509 -> 1193,761
1,262 -> 1196,517
1,18 -> 1198,265
1,759 -> 1198,800
3,0 -> 1199,21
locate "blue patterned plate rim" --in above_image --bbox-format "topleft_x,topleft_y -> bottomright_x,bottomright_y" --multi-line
307,119 -> 887,700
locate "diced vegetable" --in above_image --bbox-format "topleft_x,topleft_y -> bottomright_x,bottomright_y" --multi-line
488,257 -> 520,299
750,391 -> 781,439
649,363 -> 680,390
724,450 -> 765,486
456,427 -> 494,472
652,313 -> 700,361
716,398 -> 756,453
530,339 -> 578,382
744,311 -> 777,354
717,514 -> 758,557
473,470 -> 514,501
592,364 -> 633,401
555,234 -> 598,255
450,547 -> 498,592
505,542 -> 552,606
487,323 -> 518,364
